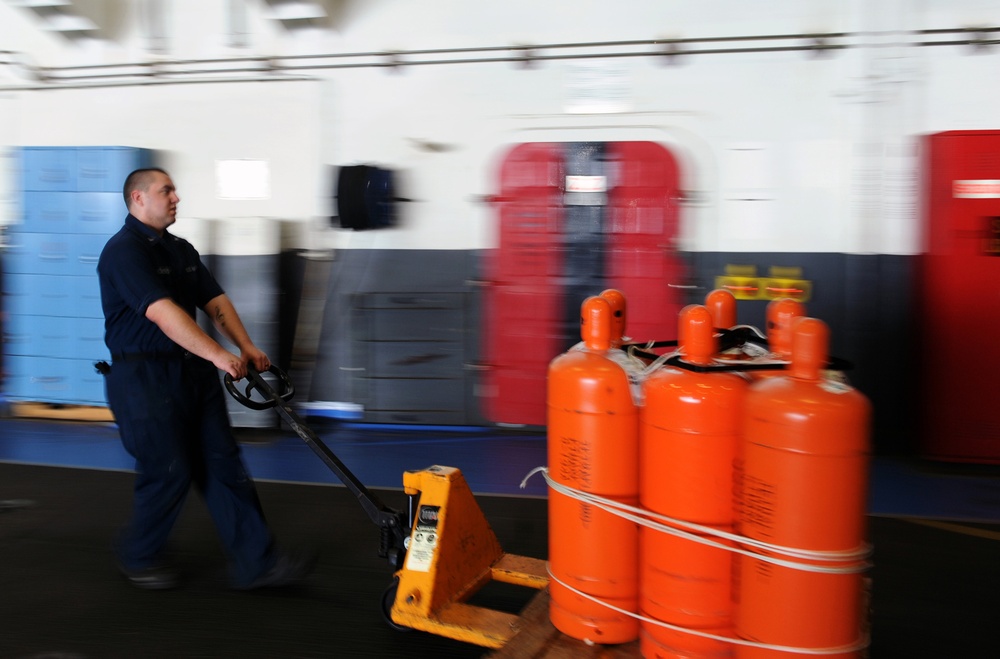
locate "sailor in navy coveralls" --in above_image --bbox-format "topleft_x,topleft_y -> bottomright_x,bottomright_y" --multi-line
97,168 -> 311,590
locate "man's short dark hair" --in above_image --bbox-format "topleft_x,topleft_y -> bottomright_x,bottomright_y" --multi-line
123,168 -> 170,209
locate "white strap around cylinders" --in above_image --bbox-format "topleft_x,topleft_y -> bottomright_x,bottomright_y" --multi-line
546,567 -> 870,655
524,466 -> 871,655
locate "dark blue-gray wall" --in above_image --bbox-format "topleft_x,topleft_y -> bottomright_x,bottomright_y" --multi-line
304,248 -> 917,454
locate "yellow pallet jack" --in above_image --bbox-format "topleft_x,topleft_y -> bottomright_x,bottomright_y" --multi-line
226,367 -> 549,649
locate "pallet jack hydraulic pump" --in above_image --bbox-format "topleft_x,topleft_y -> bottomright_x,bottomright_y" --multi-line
225,366 -> 548,649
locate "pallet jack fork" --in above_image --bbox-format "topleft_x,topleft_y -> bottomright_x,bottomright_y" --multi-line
225,367 -> 549,649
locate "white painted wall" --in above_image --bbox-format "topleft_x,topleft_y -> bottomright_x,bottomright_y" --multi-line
1,0 -> 999,254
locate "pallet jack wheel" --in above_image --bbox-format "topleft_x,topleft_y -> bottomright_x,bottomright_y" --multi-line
381,577 -> 412,632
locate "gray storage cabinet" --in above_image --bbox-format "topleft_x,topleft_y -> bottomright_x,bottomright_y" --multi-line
348,292 -> 471,425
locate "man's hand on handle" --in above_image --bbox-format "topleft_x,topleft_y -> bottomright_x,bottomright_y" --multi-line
213,351 -> 247,380
240,344 -> 271,375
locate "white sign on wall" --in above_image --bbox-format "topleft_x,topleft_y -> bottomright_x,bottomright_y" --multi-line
953,180 -> 1000,199
565,175 -> 607,193
216,159 -> 270,200
564,62 -> 632,114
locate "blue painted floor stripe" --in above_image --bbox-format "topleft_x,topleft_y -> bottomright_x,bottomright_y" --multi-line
2,417 -> 999,520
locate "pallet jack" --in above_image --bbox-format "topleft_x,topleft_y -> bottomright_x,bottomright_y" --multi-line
225,366 -> 549,649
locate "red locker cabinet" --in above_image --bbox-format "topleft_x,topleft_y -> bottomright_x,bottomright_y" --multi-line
921,131 -> 1000,463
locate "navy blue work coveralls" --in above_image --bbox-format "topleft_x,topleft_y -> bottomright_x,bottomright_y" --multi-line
97,214 -> 276,587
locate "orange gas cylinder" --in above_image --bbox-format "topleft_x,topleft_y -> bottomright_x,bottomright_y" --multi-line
547,296 -> 640,644
705,288 -> 737,329
735,318 -> 871,659
706,288 -> 751,368
765,298 -> 806,360
600,288 -> 628,347
736,297 -> 807,382
639,304 -> 749,659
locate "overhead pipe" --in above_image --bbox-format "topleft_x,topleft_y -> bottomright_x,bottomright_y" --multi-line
0,26 -> 996,91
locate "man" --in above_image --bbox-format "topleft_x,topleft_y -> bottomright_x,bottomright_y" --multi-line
97,167 -> 312,590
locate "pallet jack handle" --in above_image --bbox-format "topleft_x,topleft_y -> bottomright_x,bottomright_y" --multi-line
224,366 -> 410,569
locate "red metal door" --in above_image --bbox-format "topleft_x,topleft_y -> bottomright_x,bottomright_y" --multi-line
921,130 -> 1000,463
484,141 -> 683,427
483,143 -> 565,426
606,141 -> 684,345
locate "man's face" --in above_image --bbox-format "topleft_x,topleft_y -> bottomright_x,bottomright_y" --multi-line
135,171 -> 179,233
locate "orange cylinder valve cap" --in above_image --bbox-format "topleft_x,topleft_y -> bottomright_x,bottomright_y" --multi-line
599,288 -> 627,346
679,304 -> 716,366
789,316 -> 828,381
766,298 -> 806,359
705,288 -> 737,329
581,296 -> 612,351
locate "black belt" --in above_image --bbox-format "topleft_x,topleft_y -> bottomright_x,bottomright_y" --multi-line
112,351 -> 193,362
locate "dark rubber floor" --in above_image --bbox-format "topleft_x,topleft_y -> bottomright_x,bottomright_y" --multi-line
0,462 -> 549,659
1,462 -> 998,658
